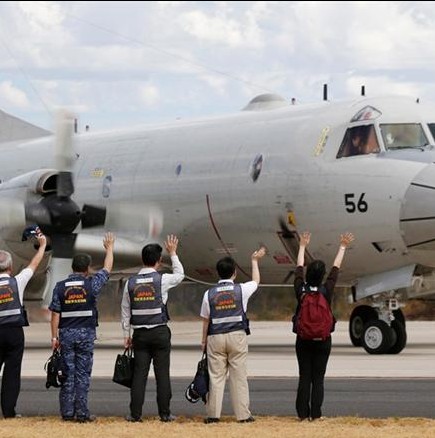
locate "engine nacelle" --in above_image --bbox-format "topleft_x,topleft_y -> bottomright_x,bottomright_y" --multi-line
0,169 -> 58,197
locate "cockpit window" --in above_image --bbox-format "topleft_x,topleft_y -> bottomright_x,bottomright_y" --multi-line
380,124 -> 428,150
427,124 -> 435,142
336,125 -> 380,158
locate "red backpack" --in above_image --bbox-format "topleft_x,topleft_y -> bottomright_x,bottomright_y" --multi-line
296,287 -> 333,341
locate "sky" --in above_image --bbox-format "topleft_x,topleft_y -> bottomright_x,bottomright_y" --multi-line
1,1 -> 435,132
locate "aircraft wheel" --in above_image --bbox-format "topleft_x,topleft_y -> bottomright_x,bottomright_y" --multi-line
393,308 -> 406,328
361,320 -> 394,354
349,305 -> 378,347
387,320 -> 407,354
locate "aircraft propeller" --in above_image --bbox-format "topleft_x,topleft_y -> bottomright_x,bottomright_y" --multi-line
0,109 -> 163,308
27,110 -> 106,258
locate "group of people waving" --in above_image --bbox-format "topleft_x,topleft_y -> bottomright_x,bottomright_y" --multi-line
0,228 -> 354,423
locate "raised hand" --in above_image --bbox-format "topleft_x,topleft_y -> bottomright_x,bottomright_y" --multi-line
165,234 -> 179,256
340,232 -> 355,248
299,231 -> 311,247
251,247 -> 266,261
103,232 -> 115,250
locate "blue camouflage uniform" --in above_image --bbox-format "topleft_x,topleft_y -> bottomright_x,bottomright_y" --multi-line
49,270 -> 109,420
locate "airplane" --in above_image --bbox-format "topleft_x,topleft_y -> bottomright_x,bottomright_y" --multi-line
0,92 -> 435,356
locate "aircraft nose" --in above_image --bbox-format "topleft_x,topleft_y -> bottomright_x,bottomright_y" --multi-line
400,164 -> 435,249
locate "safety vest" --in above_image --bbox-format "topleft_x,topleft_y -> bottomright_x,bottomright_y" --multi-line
128,272 -> 168,326
208,282 -> 248,335
0,277 -> 27,327
58,276 -> 97,329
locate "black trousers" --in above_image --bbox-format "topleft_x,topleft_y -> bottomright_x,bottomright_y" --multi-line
295,336 -> 331,420
130,325 -> 172,419
0,327 -> 24,418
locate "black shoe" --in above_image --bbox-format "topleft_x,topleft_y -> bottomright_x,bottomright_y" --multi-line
204,417 -> 220,424
62,416 -> 75,422
160,414 -> 177,422
77,415 -> 96,423
4,414 -> 22,419
238,416 -> 255,423
126,415 -> 142,423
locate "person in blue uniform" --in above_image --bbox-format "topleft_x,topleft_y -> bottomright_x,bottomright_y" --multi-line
49,232 -> 115,422
121,235 -> 184,423
0,229 -> 46,418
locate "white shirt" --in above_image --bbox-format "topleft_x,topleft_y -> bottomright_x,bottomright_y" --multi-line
121,255 -> 184,336
200,279 -> 259,319
0,268 -> 34,305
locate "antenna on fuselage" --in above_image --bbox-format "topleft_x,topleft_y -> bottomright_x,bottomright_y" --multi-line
323,84 -> 328,101
361,85 -> 366,96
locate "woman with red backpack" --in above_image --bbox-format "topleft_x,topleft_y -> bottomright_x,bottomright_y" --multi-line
293,231 -> 354,421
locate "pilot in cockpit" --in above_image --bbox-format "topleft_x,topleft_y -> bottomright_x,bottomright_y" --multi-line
337,125 -> 380,158
349,127 -> 368,156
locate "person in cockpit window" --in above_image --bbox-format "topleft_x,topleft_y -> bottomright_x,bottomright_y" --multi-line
348,126 -> 370,156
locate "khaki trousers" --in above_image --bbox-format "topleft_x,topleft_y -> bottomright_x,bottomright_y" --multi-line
206,330 -> 250,420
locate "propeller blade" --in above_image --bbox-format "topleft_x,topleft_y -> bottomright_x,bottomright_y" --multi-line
0,199 -> 25,228
57,171 -> 74,199
81,204 -> 107,229
54,109 -> 75,197
41,256 -> 72,309
24,201 -> 52,226
105,203 -> 163,237
50,233 -> 77,258
75,233 -> 143,265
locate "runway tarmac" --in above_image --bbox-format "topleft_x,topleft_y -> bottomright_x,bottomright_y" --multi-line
16,377 -> 435,418
20,320 -> 435,378
7,321 -> 435,418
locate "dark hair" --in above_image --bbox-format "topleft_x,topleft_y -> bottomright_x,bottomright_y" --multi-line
72,254 -> 92,273
142,243 -> 163,266
351,125 -> 370,146
306,260 -> 326,287
216,257 -> 236,279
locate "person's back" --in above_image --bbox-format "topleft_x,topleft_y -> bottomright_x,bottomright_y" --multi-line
122,235 -> 184,423
293,232 -> 354,421
200,248 -> 265,424
49,232 -> 115,422
0,229 -> 46,419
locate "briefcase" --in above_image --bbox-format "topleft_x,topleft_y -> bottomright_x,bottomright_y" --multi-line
112,348 -> 134,388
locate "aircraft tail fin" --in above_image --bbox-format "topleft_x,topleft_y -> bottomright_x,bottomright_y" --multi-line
0,109 -> 51,143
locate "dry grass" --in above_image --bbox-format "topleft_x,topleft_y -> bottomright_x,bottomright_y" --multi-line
1,416 -> 435,438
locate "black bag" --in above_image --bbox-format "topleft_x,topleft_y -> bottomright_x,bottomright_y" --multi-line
112,348 -> 135,388
185,352 -> 209,404
44,348 -> 66,389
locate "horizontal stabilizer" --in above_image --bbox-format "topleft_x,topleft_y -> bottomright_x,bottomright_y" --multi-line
0,109 -> 50,143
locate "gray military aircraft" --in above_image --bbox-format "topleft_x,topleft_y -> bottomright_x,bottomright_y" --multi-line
0,93 -> 435,355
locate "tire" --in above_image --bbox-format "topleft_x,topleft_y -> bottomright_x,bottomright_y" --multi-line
361,319 -> 394,354
387,320 -> 407,354
349,305 -> 378,347
393,309 -> 406,328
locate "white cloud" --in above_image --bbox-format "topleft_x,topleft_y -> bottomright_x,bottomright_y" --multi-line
18,1 -> 64,27
4,1 -> 435,130
0,81 -> 30,108
139,84 -> 160,106
179,7 -> 264,48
